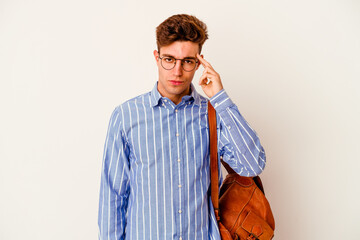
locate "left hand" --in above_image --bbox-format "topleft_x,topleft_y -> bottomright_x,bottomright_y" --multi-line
197,53 -> 224,98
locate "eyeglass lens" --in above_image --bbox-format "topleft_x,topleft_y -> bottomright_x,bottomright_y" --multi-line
161,57 -> 197,72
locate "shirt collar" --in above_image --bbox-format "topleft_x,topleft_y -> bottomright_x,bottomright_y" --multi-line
150,82 -> 202,107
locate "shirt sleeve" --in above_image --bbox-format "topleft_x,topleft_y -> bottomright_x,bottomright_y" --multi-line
209,89 -> 266,177
98,106 -> 130,240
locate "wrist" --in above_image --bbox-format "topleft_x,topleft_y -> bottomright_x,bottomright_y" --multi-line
210,89 -> 234,112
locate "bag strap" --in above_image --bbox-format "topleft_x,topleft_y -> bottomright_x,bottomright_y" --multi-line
208,102 -> 266,219
208,101 -> 220,221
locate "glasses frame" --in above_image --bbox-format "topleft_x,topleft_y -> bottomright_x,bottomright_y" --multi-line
158,56 -> 199,72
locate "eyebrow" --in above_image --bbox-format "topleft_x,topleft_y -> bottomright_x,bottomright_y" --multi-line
161,54 -> 197,60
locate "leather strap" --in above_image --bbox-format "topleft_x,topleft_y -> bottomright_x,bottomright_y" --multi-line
208,101 -> 220,221
209,102 -> 263,221
209,108 -> 266,196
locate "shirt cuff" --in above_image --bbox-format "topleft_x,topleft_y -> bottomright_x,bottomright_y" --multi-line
209,89 -> 234,113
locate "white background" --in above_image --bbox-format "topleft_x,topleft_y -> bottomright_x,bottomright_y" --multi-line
1,0 -> 359,239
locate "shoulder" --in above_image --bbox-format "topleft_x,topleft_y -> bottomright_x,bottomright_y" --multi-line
115,91 -> 152,113
192,88 -> 209,109
108,91 -> 152,127
199,94 -> 209,104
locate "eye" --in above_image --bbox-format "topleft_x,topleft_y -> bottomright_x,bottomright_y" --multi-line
184,59 -> 195,64
164,57 -> 175,63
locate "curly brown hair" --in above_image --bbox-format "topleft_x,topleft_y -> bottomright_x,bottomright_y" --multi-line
156,14 -> 209,53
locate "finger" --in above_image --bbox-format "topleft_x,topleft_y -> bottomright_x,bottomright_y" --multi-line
201,69 -> 219,84
199,71 -> 217,86
196,54 -> 209,67
202,68 -> 218,78
199,77 -> 211,86
203,66 -> 218,76
198,71 -> 210,86
196,53 -> 212,68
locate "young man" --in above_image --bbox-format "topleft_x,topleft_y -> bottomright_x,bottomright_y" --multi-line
98,14 -> 266,240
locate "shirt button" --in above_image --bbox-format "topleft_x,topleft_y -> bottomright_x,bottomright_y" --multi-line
177,159 -> 181,162
227,125 -> 231,130
178,210 -> 182,214
178,184 -> 182,188
176,133 -> 179,137
175,109 -> 178,113
164,99 -> 167,102
179,237 -> 182,240
215,103 -> 219,107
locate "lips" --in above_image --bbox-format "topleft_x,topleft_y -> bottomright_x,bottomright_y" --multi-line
169,80 -> 183,85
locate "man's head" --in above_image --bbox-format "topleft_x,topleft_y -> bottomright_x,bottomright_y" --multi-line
154,14 -> 208,104
156,14 -> 208,53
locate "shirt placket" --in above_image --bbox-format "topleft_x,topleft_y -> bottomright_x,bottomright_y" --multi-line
174,104 -> 185,240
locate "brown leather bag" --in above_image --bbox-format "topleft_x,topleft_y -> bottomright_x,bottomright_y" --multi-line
208,102 -> 275,240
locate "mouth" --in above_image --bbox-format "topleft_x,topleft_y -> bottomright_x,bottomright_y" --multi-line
169,80 -> 184,85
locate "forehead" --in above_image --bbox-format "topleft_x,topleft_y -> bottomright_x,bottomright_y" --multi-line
159,41 -> 199,58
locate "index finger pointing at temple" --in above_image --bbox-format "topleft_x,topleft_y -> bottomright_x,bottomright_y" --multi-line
196,53 -> 212,68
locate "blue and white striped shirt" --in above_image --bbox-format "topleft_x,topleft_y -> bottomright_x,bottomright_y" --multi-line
98,82 -> 266,240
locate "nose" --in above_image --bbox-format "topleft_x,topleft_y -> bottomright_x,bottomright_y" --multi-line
173,60 -> 183,76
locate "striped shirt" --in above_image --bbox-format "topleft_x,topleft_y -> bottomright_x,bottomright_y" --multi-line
98,82 -> 266,240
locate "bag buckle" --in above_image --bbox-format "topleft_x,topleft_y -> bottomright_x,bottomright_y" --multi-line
246,233 -> 259,240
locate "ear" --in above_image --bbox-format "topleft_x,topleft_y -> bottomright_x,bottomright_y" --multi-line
153,50 -> 161,68
195,54 -> 204,70
153,50 -> 159,61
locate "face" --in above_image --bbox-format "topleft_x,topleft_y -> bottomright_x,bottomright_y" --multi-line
153,41 -> 202,104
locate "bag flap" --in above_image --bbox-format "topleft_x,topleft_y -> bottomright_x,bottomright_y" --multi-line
241,211 -> 274,240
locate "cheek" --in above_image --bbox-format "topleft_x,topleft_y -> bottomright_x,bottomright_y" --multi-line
158,68 -> 168,81
186,72 -> 196,80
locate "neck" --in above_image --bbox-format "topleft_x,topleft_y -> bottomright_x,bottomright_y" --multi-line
170,87 -> 191,105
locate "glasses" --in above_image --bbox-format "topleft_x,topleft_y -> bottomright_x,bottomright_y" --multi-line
159,56 -> 199,72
